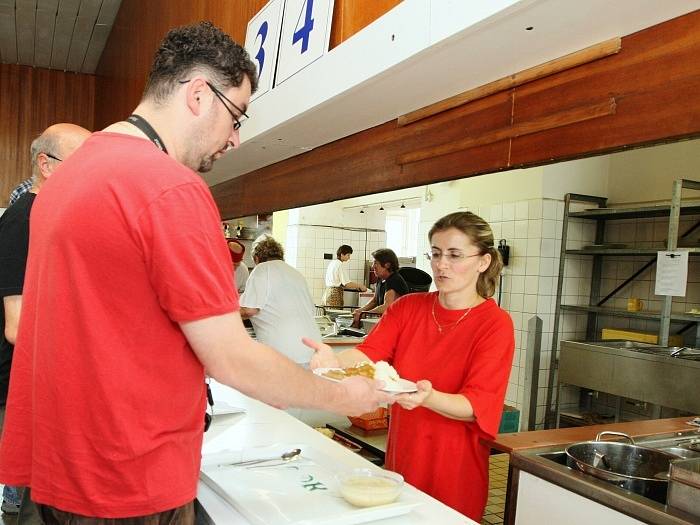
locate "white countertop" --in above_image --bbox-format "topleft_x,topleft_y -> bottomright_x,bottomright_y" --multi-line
198,381 -> 475,525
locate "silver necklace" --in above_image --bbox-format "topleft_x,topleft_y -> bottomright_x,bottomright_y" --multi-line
431,295 -> 473,334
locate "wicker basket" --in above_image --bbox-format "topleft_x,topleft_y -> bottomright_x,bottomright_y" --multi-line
348,407 -> 389,430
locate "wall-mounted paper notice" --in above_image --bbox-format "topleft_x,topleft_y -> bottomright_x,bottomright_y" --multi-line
655,251 -> 689,296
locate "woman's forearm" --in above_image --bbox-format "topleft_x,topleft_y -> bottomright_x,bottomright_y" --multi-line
423,390 -> 475,421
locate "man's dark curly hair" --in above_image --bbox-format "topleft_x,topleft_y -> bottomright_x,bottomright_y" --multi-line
143,21 -> 258,103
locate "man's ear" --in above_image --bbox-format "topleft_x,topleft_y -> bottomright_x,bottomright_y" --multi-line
185,77 -> 208,116
37,153 -> 53,179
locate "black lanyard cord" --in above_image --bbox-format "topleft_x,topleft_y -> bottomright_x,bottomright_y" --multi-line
126,114 -> 168,154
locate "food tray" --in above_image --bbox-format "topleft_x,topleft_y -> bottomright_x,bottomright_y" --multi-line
200,444 -> 421,525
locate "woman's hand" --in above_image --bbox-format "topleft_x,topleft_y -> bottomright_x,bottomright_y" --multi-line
394,380 -> 432,410
303,337 -> 341,369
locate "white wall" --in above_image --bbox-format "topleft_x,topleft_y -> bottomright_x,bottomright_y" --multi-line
542,155 -> 609,201
607,140 -> 700,204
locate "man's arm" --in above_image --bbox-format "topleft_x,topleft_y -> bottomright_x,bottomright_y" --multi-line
352,296 -> 377,326
180,311 -> 393,415
239,307 -> 259,319
343,281 -> 367,292
360,289 -> 398,316
3,295 -> 22,344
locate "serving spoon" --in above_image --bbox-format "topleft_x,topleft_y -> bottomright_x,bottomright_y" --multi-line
221,448 -> 302,467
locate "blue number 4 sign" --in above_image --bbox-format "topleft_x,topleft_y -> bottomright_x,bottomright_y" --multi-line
293,0 -> 315,54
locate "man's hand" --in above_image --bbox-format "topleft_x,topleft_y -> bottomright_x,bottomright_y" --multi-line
334,376 -> 394,416
352,309 -> 364,328
303,337 -> 341,369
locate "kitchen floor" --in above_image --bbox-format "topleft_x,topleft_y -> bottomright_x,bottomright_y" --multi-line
481,453 -> 509,525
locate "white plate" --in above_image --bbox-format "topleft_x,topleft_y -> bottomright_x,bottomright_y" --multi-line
200,444 -> 421,525
313,368 -> 417,394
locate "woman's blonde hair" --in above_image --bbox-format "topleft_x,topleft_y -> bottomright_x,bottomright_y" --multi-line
428,212 -> 503,298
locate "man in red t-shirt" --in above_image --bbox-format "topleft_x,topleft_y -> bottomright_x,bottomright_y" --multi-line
0,22 -> 392,524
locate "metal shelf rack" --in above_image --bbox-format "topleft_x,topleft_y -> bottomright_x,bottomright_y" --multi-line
544,178 -> 700,428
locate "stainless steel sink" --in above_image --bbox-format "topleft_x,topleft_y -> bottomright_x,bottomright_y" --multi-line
659,447 -> 700,459
586,340 -> 657,349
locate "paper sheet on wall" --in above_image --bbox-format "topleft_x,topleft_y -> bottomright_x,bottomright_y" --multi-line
655,251 -> 689,296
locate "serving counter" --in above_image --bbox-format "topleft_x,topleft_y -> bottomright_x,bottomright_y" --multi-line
486,418 -> 700,525
197,381 -> 475,525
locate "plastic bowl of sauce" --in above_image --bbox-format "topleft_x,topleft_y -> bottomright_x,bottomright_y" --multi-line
336,468 -> 403,507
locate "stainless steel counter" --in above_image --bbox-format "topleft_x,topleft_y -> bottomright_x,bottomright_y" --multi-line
559,341 -> 700,414
508,429 -> 700,525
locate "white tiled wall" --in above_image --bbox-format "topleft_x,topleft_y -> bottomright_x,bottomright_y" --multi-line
285,224 -> 387,304
481,198 -> 596,429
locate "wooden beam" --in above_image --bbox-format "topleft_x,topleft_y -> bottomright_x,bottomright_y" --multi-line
212,12 -> 700,219
397,98 -> 617,165
397,37 -> 622,127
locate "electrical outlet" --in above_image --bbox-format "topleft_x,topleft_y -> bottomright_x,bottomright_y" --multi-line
324,253 -> 333,260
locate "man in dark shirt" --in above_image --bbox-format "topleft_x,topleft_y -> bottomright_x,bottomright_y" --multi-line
0,123 -> 90,516
352,248 -> 409,327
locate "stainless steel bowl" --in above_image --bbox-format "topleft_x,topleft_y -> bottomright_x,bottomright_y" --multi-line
565,431 -> 682,501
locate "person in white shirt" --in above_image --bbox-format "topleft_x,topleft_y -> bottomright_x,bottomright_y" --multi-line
240,236 -> 319,365
227,238 -> 248,293
323,244 -> 366,307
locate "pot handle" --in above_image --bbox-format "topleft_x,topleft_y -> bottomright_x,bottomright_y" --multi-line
595,431 -> 636,444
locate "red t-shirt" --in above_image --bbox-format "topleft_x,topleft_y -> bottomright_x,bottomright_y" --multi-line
359,292 -> 514,521
0,133 -> 238,517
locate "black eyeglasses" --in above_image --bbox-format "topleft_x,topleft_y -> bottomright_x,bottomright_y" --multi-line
44,153 -> 63,162
178,79 -> 249,131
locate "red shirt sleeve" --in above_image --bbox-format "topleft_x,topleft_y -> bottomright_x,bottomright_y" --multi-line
459,311 -> 515,438
357,296 -> 408,364
134,182 -> 238,322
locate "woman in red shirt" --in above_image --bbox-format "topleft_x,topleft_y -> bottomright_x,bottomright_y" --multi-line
306,211 -> 515,521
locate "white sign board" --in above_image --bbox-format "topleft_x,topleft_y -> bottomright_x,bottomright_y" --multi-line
244,0 -> 285,101
655,250 -> 689,296
275,0 -> 335,86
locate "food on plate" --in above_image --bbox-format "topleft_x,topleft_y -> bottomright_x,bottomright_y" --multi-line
336,468 -> 403,507
314,427 -> 335,439
373,361 -> 400,385
321,361 -> 400,385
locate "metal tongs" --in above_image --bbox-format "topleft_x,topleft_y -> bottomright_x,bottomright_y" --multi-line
220,448 -> 302,468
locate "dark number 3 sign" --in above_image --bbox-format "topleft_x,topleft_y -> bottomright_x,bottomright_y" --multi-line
245,0 -> 335,99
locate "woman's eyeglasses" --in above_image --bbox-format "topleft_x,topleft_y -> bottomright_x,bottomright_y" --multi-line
424,251 -> 481,263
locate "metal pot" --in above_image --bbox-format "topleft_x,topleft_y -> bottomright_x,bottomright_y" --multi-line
565,431 -> 681,502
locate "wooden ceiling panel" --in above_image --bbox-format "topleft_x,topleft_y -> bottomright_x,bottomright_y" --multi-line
15,7 -> 36,65
66,14 -> 96,71
81,22 -> 110,73
50,11 -> 74,69
0,6 -> 17,63
0,0 -> 120,73
34,8 -> 57,68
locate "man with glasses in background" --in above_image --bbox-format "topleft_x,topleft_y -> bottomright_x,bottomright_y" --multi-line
0,123 -> 91,517
0,21 -> 390,524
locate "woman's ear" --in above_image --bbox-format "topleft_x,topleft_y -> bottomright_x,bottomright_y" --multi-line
478,252 -> 492,273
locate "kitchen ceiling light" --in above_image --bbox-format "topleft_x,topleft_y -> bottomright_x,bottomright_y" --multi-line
379,205 -> 384,210
400,203 -> 406,209
360,209 -> 365,214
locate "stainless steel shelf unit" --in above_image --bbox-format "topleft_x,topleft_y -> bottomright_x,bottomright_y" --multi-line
544,179 -> 700,428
